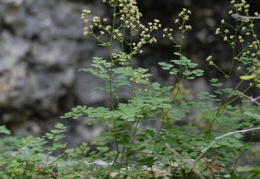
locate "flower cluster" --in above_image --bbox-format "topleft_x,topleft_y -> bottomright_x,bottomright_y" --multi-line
132,19 -> 161,54
117,0 -> 142,29
176,8 -> 192,32
206,56 -> 214,66
81,0 -> 160,55
130,68 -> 151,86
212,0 -> 260,80
231,0 -> 250,14
163,8 -> 192,44
215,0 -> 260,50
81,9 -> 92,36
81,9 -> 112,39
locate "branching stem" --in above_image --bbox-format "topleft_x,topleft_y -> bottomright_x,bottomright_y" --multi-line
197,127 -> 260,160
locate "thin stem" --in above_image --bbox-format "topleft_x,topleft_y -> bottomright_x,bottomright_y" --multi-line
206,105 -> 222,137
212,64 -> 228,77
178,38 -> 184,80
236,90 -> 260,105
107,2 -> 119,172
172,82 -> 182,102
231,132 -> 255,177
165,143 -> 205,179
152,109 -> 167,155
206,82 -> 256,136
222,81 -> 256,108
109,11 -> 116,111
226,23 -> 238,88
129,28 -> 136,97
196,127 -> 260,161
121,27 -> 125,52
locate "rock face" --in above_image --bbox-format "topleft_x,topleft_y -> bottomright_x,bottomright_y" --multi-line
0,0 -> 105,126
0,0 -> 259,146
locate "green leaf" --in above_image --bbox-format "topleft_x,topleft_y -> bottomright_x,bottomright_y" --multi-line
202,171 -> 211,176
45,133 -> 54,139
54,123 -> 67,130
236,56 -> 252,65
169,68 -> 179,75
245,111 -> 260,120
113,66 -> 132,75
98,42 -> 110,46
0,126 -> 11,135
240,74 -> 256,80
197,91 -> 219,101
210,78 -> 223,87
237,166 -> 255,172
158,62 -> 174,70
234,133 -> 243,139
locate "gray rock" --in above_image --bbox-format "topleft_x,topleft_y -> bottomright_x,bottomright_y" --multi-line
0,0 -> 106,125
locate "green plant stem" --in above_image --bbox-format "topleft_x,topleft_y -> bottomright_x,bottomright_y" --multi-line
227,43 -> 236,88
231,132 -> 255,177
178,38 -> 183,81
222,81 -> 256,109
223,12 -> 238,102
152,109 -> 167,155
129,28 -> 136,97
108,1 -> 120,172
206,81 -> 256,136
212,64 -> 228,77
206,105 -> 221,137
121,27 -> 125,52
172,82 -> 182,102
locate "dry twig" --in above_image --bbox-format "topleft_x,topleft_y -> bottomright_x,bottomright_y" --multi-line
231,14 -> 260,21
236,90 -> 260,106
196,127 -> 260,161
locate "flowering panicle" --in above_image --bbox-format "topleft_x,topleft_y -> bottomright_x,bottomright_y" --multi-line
118,0 -> 142,29
210,0 -> 260,80
216,0 -> 259,49
81,0 -> 161,55
163,8 -> 192,44
130,68 -> 151,86
132,19 -> 161,54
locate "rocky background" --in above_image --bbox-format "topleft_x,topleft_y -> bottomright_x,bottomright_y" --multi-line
0,0 -> 259,147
